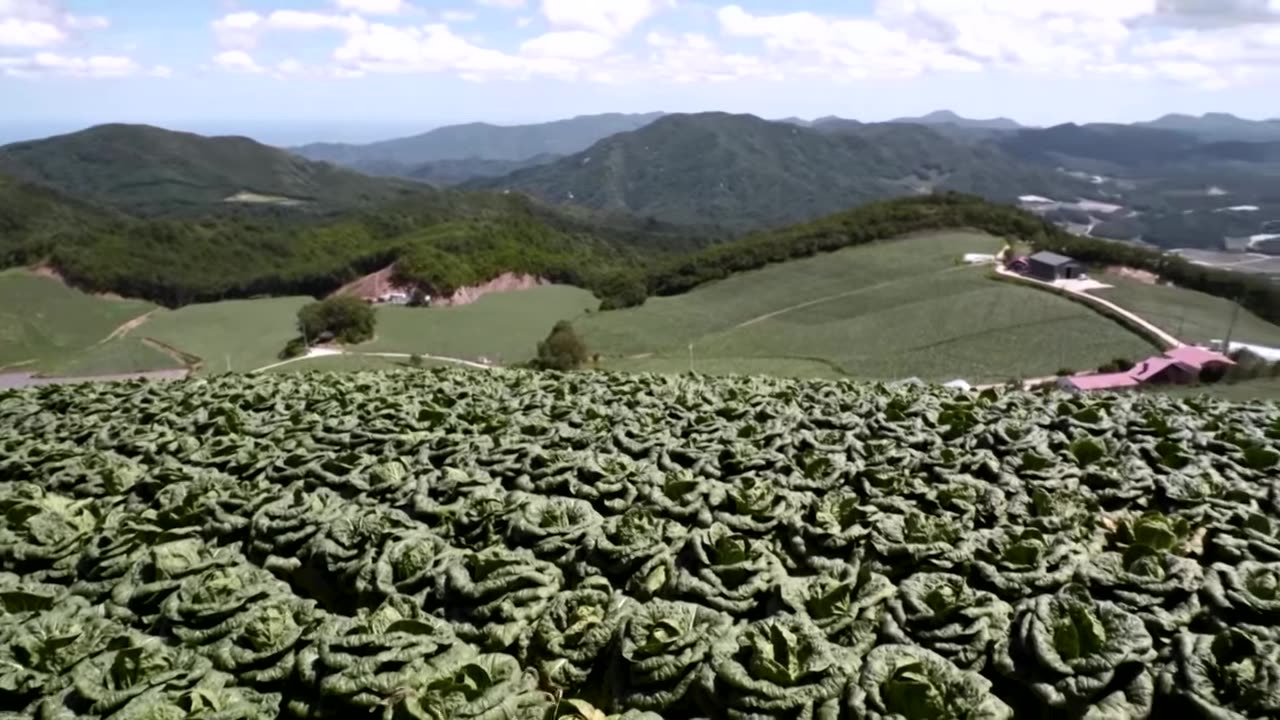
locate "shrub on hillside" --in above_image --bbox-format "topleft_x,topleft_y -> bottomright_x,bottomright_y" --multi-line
531,321 -> 589,371
278,337 -> 307,360
297,296 -> 376,344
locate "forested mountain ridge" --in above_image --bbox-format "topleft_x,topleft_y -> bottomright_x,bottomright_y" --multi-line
0,124 -> 424,217
471,112 -> 1090,229
289,112 -> 664,177
0,169 -> 692,308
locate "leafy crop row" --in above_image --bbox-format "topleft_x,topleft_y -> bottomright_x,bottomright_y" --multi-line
2,369 -> 1280,718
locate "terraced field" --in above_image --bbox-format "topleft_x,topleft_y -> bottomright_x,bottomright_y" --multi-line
582,232 -> 1156,382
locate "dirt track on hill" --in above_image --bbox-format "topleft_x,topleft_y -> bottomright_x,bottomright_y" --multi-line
100,310 -> 155,344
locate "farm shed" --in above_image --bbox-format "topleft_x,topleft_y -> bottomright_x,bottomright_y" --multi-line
1165,346 -> 1235,372
1059,373 -> 1140,393
1129,357 -> 1198,385
1026,251 -> 1086,282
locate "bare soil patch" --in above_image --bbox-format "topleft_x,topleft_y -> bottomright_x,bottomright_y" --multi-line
28,263 -> 125,299
329,265 -> 407,301
329,268 -> 548,307
1107,266 -> 1159,285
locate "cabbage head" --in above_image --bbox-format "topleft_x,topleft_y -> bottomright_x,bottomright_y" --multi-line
992,584 -> 1156,717
849,644 -> 1013,720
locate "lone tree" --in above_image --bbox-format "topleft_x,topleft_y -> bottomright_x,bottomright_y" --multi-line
297,296 -> 376,344
532,321 -> 589,371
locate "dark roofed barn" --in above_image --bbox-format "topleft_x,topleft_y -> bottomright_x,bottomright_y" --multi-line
1026,251 -> 1085,282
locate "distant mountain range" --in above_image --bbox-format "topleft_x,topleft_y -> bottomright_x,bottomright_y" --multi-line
0,124 -> 420,216
890,110 -> 1026,130
289,112 -> 664,178
1136,113 -> 1280,142
467,112 -> 1088,229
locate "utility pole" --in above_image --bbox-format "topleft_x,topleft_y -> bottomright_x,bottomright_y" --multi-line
688,343 -> 694,374
1222,298 -> 1241,353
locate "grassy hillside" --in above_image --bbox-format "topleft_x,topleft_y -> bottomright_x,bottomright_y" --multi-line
291,112 -> 663,172
0,124 -> 423,216
1092,274 -> 1280,347
581,231 -> 1155,382
360,285 -> 597,363
144,296 -> 312,374
475,112 -> 1087,229
0,270 -> 154,372
39,336 -> 183,377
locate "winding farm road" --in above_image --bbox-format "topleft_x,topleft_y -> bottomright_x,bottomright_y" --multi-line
993,265 -> 1183,350
252,347 -> 493,373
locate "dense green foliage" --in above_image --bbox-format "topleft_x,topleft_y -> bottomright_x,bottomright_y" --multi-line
0,124 -> 423,217
0,168 -> 707,308
473,113 -> 1088,230
531,321 -> 590,370
297,297 -> 376,344
6,369 -> 1280,717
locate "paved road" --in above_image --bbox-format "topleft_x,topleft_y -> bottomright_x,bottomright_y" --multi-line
0,369 -> 188,390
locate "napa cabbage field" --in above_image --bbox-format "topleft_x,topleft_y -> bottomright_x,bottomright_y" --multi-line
2,369 -> 1280,719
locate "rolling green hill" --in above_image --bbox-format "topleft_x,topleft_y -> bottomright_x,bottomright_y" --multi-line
0,124 -> 424,216
0,269 -> 155,372
405,153 -> 561,186
581,230 -> 1155,382
290,112 -> 664,176
474,112 -> 1089,229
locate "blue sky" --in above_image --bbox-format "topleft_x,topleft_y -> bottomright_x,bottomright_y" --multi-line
3,0 -> 1280,145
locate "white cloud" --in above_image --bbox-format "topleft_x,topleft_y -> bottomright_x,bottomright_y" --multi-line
0,0 -> 110,48
0,51 -> 139,78
0,17 -> 65,46
718,5 -> 980,79
333,0 -> 407,14
212,9 -> 367,48
149,64 -> 174,78
0,1 -> 147,79
645,31 -> 773,82
442,10 -> 478,22
520,30 -> 612,58
708,1 -> 1280,89
476,0 -> 526,7
540,0 -> 672,37
213,49 -> 263,73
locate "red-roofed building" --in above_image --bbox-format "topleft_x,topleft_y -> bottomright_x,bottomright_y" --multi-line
1129,357 -> 1198,385
1165,346 -> 1235,372
1058,373 -> 1142,392
1058,344 -> 1239,393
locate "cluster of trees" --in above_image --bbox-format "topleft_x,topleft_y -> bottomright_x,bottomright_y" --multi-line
529,321 -> 590,371
0,175 -> 684,308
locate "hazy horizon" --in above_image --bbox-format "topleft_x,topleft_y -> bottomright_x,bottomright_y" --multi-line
4,0 -> 1280,146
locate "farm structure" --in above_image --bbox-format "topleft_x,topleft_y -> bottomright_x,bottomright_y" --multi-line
1059,345 -> 1235,392
1025,251 -> 1087,282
